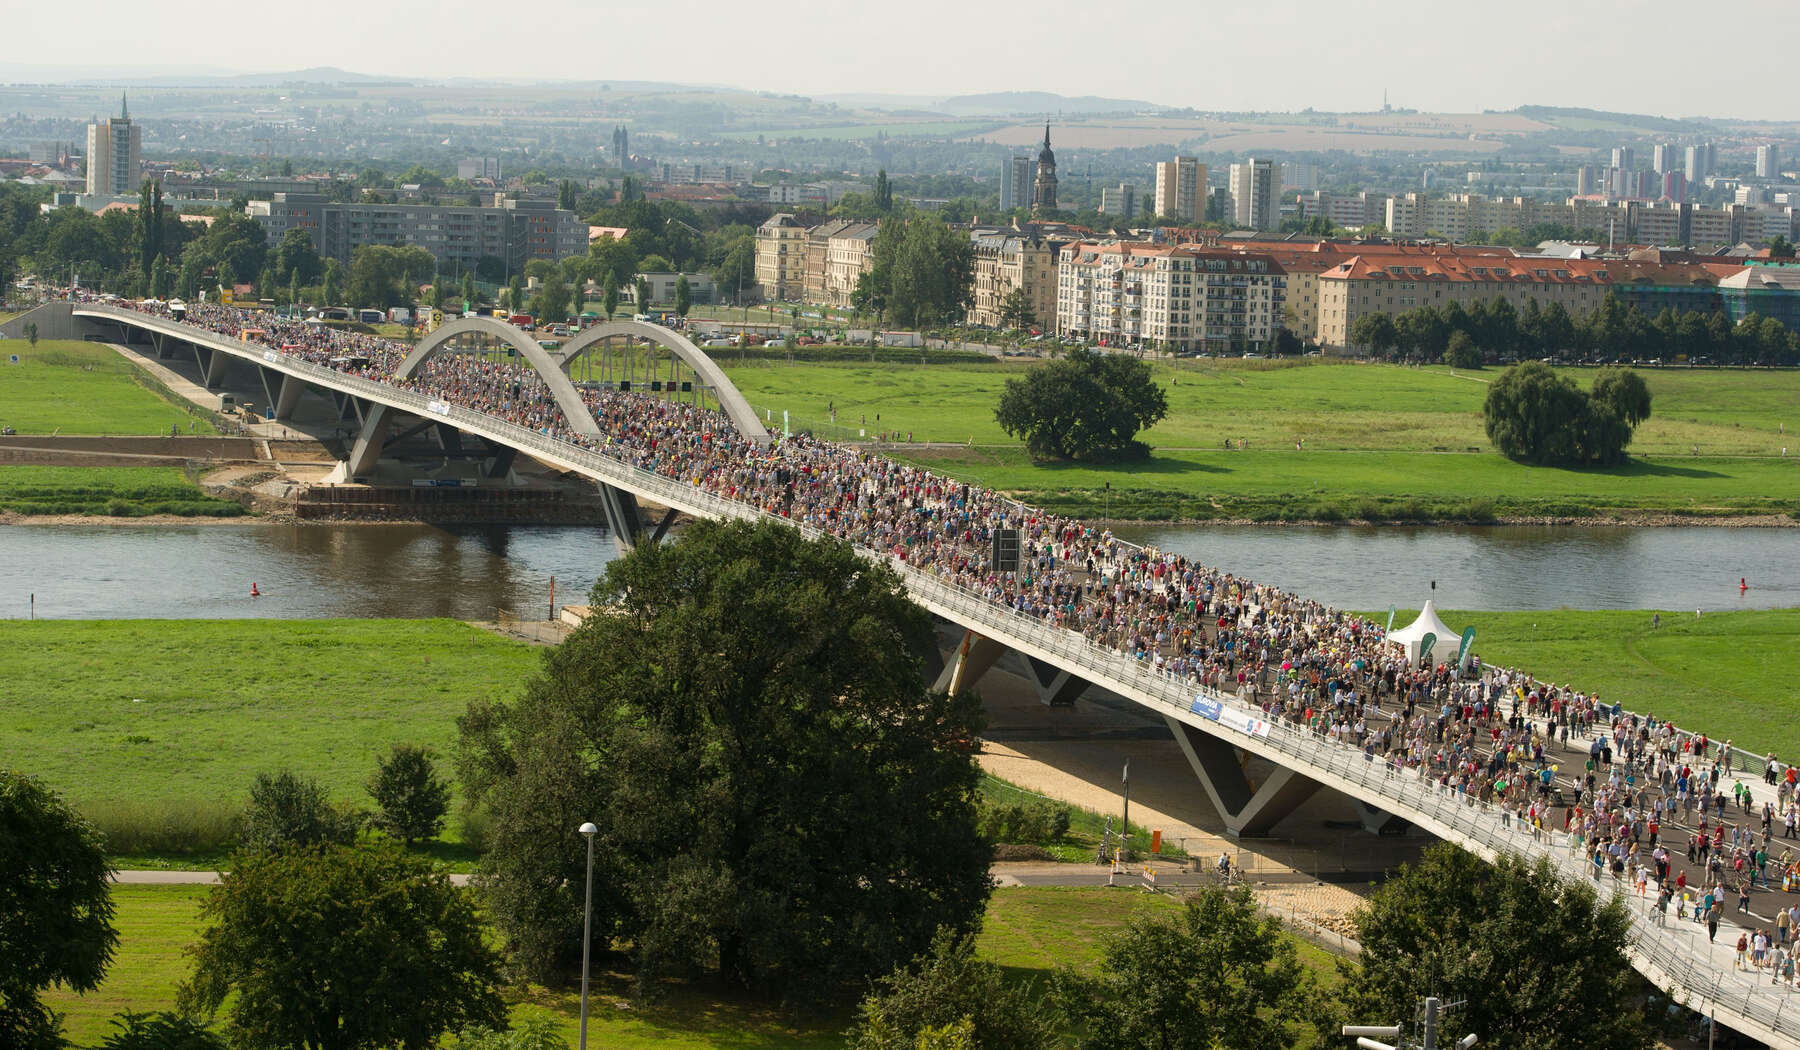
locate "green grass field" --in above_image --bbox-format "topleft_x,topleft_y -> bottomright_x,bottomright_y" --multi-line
1384,608 -> 1800,761
0,620 -> 540,822
0,465 -> 246,517
720,359 -> 1800,520
0,340 -> 218,436
43,884 -> 1331,1050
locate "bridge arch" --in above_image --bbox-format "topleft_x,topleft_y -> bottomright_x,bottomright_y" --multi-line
397,317 -> 602,438
557,320 -> 770,446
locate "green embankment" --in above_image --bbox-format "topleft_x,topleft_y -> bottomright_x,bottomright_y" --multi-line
45,885 -> 1338,1050
0,465 -> 246,517
721,358 -> 1800,521
0,619 -> 541,850
0,340 -> 218,436
1377,608 -> 1800,759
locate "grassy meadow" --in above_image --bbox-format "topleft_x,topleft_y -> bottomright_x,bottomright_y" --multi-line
0,619 -> 541,852
1388,608 -> 1800,761
721,358 -> 1800,520
0,339 -> 217,436
0,465 -> 246,517
44,885 -> 1334,1050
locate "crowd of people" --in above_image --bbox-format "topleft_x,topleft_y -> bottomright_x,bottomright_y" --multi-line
90,292 -> 1800,968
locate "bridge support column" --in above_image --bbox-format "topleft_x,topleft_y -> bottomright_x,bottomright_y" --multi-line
202,346 -> 231,388
933,630 -> 1007,696
1165,715 -> 1319,837
274,374 -> 304,420
598,483 -> 645,551
1353,800 -> 1408,836
1023,655 -> 1090,707
344,402 -> 392,479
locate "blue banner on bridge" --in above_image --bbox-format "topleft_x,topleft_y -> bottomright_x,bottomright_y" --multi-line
1191,697 -> 1222,721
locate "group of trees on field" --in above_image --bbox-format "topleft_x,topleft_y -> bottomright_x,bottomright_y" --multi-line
852,214 -> 977,329
1350,292 -> 1800,367
1484,363 -> 1653,466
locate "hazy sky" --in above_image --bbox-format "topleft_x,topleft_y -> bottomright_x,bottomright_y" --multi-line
11,0 -> 1800,121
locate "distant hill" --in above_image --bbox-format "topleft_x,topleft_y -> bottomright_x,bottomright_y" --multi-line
56,66 -> 409,88
1514,105 -> 1714,134
935,91 -> 1158,116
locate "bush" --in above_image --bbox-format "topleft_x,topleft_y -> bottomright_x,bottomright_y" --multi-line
1443,331 -> 1482,370
86,799 -> 243,856
847,929 -> 1056,1050
976,796 -> 1071,845
242,770 -> 360,852
98,1010 -> 225,1050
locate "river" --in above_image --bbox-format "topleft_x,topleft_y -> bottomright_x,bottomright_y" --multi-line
0,521 -> 1792,620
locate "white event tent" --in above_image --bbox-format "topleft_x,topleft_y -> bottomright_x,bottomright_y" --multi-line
1387,600 -> 1462,667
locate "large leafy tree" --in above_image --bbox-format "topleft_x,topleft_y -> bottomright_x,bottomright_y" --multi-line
1054,887 -> 1313,1050
1341,845 -> 1653,1050
868,216 -> 976,329
994,347 -> 1169,462
1482,361 -> 1588,465
458,519 -> 991,997
0,772 -> 118,1050
276,228 -> 324,286
180,843 -> 505,1050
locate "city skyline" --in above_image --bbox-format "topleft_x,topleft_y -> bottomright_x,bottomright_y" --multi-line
7,0 -> 1800,122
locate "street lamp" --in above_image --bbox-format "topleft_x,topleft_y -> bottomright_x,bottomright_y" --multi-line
577,821 -> 598,1050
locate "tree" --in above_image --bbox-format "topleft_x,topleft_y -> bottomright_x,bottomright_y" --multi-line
848,929 -> 1055,1050
242,770 -> 359,853
1482,361 -> 1587,465
557,180 -> 578,212
1341,844 -> 1652,1050
601,271 -> 619,321
1443,330 -> 1482,369
343,245 -> 433,310
0,772 -> 118,1050
711,235 -> 756,301
867,216 -> 976,329
1054,887 -> 1313,1050
1769,234 -> 1795,259
180,843 -> 505,1050
460,272 -> 476,311
874,169 -> 894,213
276,228 -> 323,286
321,259 -> 343,307
1348,312 -> 1398,357
367,744 -> 451,847
1590,366 -> 1651,426
458,519 -> 991,996
506,275 -> 523,316
24,322 -> 38,347
994,347 -> 1169,462
530,271 -> 572,325
997,288 -> 1034,330
634,275 -> 651,310
674,275 -> 692,318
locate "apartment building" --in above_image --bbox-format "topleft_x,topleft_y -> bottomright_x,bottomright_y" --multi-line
1298,190 -> 1388,230
1056,241 -> 1287,351
824,222 -> 878,307
85,95 -> 141,197
966,231 -> 1067,329
246,193 -> 587,272
801,219 -> 853,304
1228,158 -> 1276,230
1099,184 -> 1136,217
1153,156 -> 1204,223
753,213 -> 808,300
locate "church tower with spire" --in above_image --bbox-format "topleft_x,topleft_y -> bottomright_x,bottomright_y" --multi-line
1031,122 -> 1058,216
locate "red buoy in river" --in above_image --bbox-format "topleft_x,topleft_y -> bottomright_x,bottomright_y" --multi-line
1741,577 -> 1749,592
251,582 -> 261,597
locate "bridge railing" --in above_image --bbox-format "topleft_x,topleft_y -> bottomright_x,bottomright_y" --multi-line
80,305 -> 1800,1044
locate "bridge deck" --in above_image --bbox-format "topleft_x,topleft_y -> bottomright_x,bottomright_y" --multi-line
64,302 -> 1800,1047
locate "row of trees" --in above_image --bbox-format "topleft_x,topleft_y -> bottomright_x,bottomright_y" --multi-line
1350,292 -> 1800,366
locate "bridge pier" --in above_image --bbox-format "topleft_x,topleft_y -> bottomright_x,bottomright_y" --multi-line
201,345 -> 231,388
934,629 -> 1009,695
274,373 -> 305,420
1165,715 -> 1320,837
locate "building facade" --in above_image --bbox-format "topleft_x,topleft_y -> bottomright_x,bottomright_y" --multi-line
1099,183 -> 1136,217
1153,156 -> 1204,223
1000,155 -> 1032,212
1229,158 -> 1276,230
245,193 -> 587,273
753,213 -> 808,301
823,222 -> 878,307
85,95 -> 141,198
1056,241 -> 1287,351
967,231 -> 1066,329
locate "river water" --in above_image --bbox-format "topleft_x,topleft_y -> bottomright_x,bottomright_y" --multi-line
0,522 -> 1792,620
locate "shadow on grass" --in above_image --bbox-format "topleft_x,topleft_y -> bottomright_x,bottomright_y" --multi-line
1024,454 -> 1232,479
1614,459 -> 1731,480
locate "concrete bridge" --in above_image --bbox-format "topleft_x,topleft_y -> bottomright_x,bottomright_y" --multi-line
11,300 -> 1800,1048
